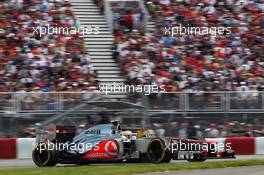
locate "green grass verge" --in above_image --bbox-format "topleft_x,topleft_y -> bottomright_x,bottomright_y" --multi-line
0,160 -> 264,175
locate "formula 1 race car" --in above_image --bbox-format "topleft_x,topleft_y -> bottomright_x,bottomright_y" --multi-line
32,121 -> 235,167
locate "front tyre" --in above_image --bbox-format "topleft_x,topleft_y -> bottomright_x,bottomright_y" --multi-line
32,143 -> 58,167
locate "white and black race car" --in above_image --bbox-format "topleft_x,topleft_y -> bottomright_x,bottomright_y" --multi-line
32,120 -> 235,167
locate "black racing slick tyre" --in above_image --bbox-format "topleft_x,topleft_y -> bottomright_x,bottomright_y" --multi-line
32,143 -> 58,167
162,149 -> 173,163
147,138 -> 166,163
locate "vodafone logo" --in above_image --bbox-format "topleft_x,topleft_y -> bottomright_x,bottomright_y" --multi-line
104,140 -> 118,156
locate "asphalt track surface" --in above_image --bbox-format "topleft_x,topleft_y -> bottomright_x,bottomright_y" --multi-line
140,166 -> 264,175
0,155 -> 263,169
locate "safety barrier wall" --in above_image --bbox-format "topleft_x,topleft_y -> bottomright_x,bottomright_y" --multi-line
255,137 -> 264,154
0,137 -> 263,159
206,137 -> 264,155
0,138 -> 16,158
225,137 -> 255,155
16,138 -> 36,159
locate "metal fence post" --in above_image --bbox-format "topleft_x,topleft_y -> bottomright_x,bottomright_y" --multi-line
226,92 -> 230,112
58,92 -> 63,111
11,93 -> 15,113
179,93 -> 183,111
184,93 -> 189,112
14,93 -> 19,113
262,92 -> 264,110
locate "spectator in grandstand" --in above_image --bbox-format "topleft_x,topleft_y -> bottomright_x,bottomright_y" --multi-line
109,0 -> 264,94
153,123 -> 166,137
0,0 -> 97,92
178,122 -> 188,138
112,8 -> 121,30
205,123 -> 220,138
194,125 -> 204,139
244,124 -> 254,137
254,125 -> 264,136
112,9 -> 144,32
165,121 -> 178,137
94,0 -> 104,12
229,121 -> 245,136
123,10 -> 134,31
186,121 -> 197,138
21,127 -> 36,138
217,125 -> 227,137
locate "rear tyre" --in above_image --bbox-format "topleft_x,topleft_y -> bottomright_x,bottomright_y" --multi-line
32,143 -> 58,167
146,138 -> 166,163
162,149 -> 173,163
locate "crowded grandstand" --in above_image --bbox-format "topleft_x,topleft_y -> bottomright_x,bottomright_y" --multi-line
0,0 -> 98,92
0,0 -> 263,139
0,0 -> 263,93
111,0 -> 263,92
